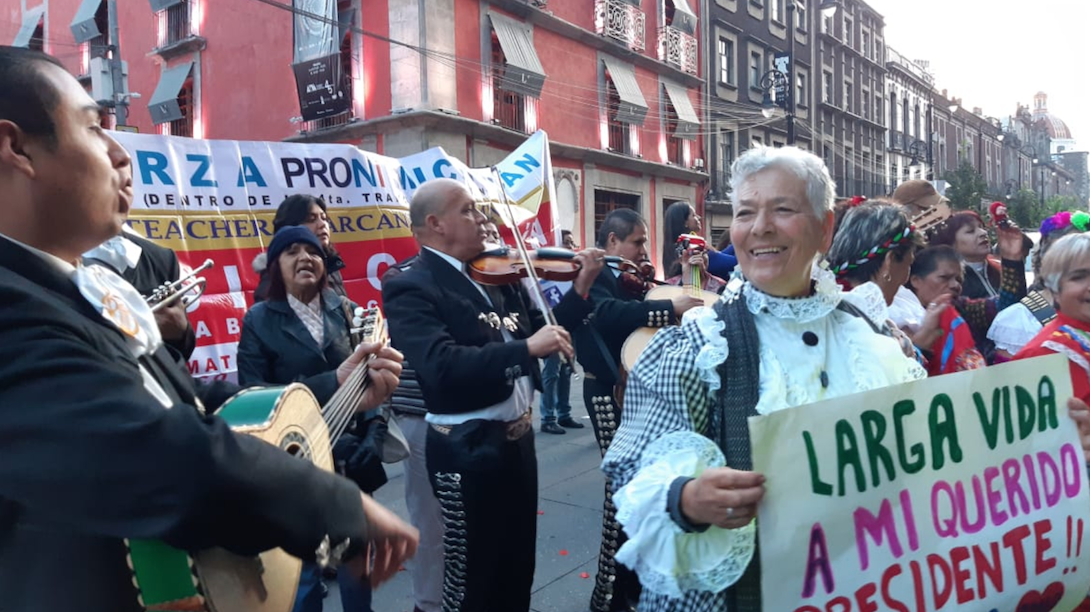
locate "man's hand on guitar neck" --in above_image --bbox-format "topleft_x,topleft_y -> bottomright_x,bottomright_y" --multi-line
345,493 -> 420,587
336,341 -> 404,412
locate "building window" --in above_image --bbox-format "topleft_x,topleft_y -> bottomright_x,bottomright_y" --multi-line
902,99 -> 910,136
822,71 -> 832,103
163,0 -> 193,47
874,40 -> 882,62
843,18 -> 852,47
861,89 -> 869,120
664,98 -> 683,165
594,189 -> 639,237
875,95 -> 883,126
889,91 -> 897,134
861,31 -> 870,59
844,81 -> 852,112
795,4 -> 807,31
491,31 -> 526,132
770,0 -> 783,23
913,104 -> 921,139
750,52 -> 762,89
168,77 -> 194,137
605,80 -> 630,154
752,135 -> 763,147
718,38 -> 735,85
795,73 -> 805,107
720,131 -> 735,183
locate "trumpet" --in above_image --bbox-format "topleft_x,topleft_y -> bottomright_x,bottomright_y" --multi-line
147,259 -> 214,312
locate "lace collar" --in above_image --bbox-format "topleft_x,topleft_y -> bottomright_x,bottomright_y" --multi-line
722,262 -> 842,323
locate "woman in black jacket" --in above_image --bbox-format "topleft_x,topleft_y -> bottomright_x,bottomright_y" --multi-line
238,226 -> 378,612
253,194 -> 348,302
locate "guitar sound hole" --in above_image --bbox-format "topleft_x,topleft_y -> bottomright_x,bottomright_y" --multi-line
279,432 -> 311,459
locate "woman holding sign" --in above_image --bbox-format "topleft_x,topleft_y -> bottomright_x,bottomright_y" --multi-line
601,146 -> 928,611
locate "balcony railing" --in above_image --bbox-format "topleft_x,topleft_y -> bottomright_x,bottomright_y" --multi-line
594,0 -> 645,52
658,26 -> 697,75
307,112 -> 352,132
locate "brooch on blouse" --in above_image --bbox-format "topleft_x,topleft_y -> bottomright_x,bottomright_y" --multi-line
479,312 -> 503,330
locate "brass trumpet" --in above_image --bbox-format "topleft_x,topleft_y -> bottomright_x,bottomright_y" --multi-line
147,259 -> 214,312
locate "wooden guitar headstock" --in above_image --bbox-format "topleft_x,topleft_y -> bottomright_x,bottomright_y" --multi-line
911,200 -> 953,236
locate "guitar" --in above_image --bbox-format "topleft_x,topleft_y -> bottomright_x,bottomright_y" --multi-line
620,234 -> 719,380
125,307 -> 387,612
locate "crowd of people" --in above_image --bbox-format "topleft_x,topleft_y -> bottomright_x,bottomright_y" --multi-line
3,45 -> 1090,612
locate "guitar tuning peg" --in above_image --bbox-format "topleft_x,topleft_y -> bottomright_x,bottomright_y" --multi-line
354,307 -> 365,317
352,317 -> 363,327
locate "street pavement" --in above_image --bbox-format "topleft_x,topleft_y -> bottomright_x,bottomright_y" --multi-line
330,370 -> 607,612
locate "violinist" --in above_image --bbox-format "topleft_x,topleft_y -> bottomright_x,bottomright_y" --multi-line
381,178 -> 604,612
572,208 -> 702,612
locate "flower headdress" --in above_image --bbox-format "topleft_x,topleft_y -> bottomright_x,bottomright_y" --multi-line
1040,211 -> 1090,239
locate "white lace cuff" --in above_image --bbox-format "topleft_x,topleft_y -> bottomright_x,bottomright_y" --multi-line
613,431 -> 756,598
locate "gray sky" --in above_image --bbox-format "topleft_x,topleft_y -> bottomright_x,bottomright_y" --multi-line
867,0 -> 1089,152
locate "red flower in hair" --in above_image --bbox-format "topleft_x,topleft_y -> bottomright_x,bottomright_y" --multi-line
849,196 -> 867,207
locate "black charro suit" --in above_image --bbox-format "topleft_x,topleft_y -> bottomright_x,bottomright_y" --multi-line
382,247 -> 591,416
381,246 -> 591,612
84,231 -> 198,359
0,235 -> 371,612
572,267 -> 675,612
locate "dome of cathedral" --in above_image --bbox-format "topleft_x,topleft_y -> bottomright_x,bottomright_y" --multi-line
1033,92 -> 1074,140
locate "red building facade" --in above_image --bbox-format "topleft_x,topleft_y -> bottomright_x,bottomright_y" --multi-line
4,0 -> 707,272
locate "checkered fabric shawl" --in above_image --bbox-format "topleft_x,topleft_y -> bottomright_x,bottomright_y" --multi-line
602,295 -> 763,612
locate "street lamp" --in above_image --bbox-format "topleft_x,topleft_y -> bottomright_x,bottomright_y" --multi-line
757,1 -> 800,144
907,139 -> 928,167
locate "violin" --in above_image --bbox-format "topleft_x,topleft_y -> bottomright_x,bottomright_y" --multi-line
468,247 -> 663,289
468,247 -> 583,285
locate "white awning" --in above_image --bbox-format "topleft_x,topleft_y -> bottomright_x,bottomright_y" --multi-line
662,80 -> 699,139
602,56 -> 648,125
148,61 -> 194,125
488,12 -> 546,99
12,5 -> 45,48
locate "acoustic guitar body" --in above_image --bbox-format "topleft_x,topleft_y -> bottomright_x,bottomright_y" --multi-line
620,285 -> 720,372
125,384 -> 332,612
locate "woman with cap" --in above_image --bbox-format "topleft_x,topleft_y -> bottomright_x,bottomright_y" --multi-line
238,226 -> 384,612
253,194 -> 347,302
989,211 -> 1090,360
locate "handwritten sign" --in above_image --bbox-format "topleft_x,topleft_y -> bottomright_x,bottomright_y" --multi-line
751,355 -> 1090,612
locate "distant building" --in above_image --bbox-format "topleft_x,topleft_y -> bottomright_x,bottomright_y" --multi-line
884,46 -> 933,191
1032,92 -> 1077,155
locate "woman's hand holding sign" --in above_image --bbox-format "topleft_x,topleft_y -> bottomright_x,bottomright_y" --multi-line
680,468 -> 766,529
1067,397 -> 1090,465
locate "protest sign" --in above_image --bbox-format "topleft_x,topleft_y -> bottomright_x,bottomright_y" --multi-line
111,130 -> 559,382
751,355 -> 1090,612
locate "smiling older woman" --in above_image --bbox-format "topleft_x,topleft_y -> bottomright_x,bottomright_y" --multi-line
600,147 -> 927,611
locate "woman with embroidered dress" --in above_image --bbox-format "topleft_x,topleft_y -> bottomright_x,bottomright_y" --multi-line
600,146 -> 928,612
988,211 -> 1090,360
907,240 -> 1027,374
825,199 -> 937,359
1014,233 -> 1090,403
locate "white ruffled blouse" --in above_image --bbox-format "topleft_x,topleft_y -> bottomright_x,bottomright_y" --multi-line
601,266 -> 926,609
987,302 -> 1043,355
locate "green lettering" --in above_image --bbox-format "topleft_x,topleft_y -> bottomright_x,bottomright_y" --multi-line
974,389 -> 1002,450
928,393 -> 962,470
804,431 -> 833,496
893,400 -> 925,474
1016,386 -> 1037,440
1039,376 -> 1058,431
1002,386 -> 1013,444
861,410 -> 896,488
835,420 -> 866,495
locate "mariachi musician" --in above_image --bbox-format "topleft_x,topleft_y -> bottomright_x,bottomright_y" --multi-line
83,225 -> 198,359
382,178 -> 604,612
571,208 -> 702,612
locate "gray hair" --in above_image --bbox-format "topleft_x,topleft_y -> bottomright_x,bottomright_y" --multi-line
410,178 -> 469,228
1040,233 -> 1090,294
729,145 -> 836,218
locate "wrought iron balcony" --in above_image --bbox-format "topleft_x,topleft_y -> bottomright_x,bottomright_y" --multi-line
594,0 -> 645,52
658,26 -> 698,75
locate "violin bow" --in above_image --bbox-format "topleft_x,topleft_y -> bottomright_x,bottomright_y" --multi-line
489,166 -> 575,369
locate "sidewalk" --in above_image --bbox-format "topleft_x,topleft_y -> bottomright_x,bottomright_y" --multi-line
345,374 -> 607,612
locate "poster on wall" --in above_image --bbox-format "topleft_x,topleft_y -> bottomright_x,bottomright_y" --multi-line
751,355 -> 1090,612
112,130 -> 560,382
